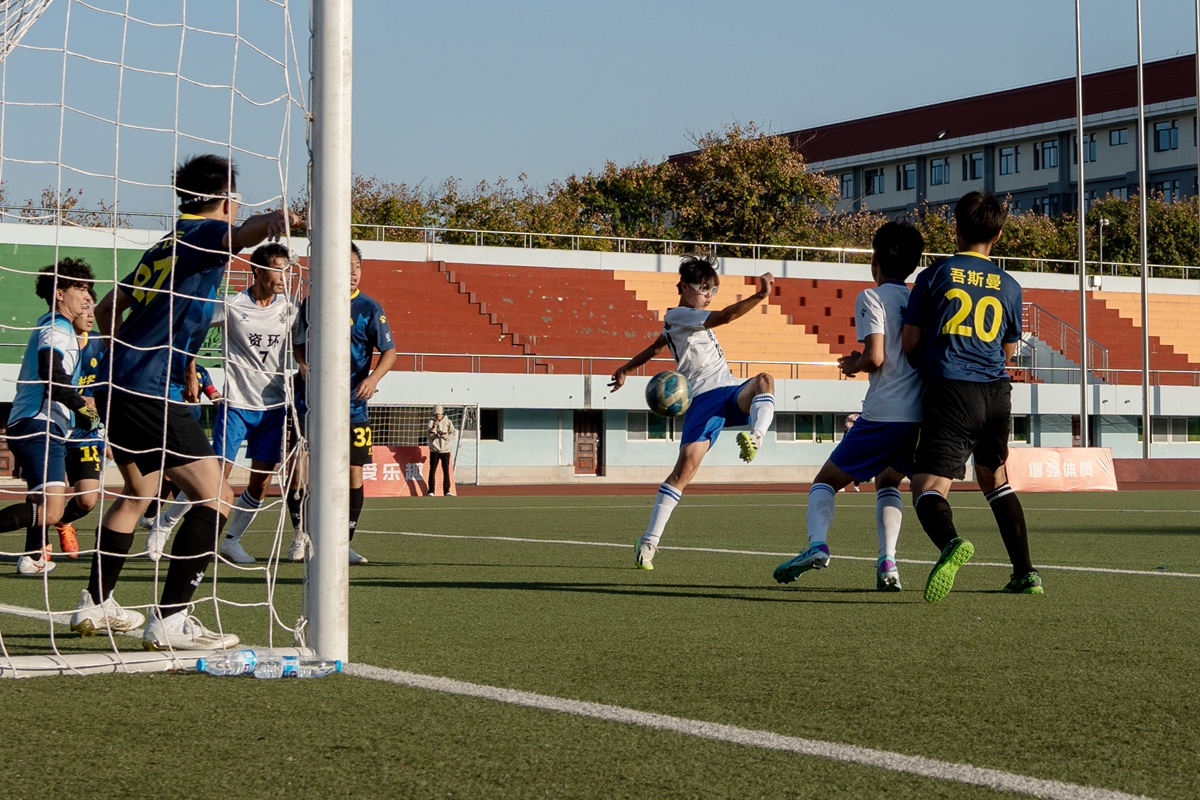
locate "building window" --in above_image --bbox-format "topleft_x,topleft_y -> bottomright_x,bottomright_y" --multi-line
896,162 -> 916,190
1149,416 -> 1199,443
1033,140 -> 1058,171
999,146 -> 1020,175
840,173 -> 854,199
480,409 -> 503,441
1084,189 -> 1097,208
1110,128 -> 1128,146
1010,416 -> 1030,443
1155,120 -> 1179,152
1075,133 -> 1096,163
1110,187 -> 1129,201
776,413 -> 837,443
930,157 -> 950,186
865,168 -> 885,195
1032,196 -> 1054,215
961,152 -> 983,181
626,411 -> 674,441
1010,199 -> 1021,212
1153,179 -> 1181,202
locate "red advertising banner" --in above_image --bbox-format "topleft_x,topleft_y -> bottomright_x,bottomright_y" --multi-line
361,445 -> 457,498
1005,447 -> 1118,492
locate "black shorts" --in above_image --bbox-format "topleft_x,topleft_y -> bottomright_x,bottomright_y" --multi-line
350,422 -> 373,466
287,412 -> 373,466
106,390 -> 216,474
66,444 -> 103,484
914,378 -> 1011,480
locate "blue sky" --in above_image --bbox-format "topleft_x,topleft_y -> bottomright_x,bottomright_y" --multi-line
4,1 -> 1200,213
358,0 -> 1200,189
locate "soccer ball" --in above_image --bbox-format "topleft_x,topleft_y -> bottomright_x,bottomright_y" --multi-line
645,370 -> 692,417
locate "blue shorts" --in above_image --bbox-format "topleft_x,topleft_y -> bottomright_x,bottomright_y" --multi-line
829,418 -> 920,482
7,417 -> 67,491
212,406 -> 287,463
680,381 -> 750,447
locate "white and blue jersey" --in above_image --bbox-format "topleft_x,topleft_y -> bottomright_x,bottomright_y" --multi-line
10,311 -> 82,435
659,306 -> 746,448
108,215 -> 235,399
293,289 -> 394,423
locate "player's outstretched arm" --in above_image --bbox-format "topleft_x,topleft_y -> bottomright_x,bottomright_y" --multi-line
609,334 -> 668,392
95,287 -> 132,338
704,273 -> 774,329
226,209 -> 302,251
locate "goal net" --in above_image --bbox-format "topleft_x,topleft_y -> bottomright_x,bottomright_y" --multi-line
0,0 -> 315,677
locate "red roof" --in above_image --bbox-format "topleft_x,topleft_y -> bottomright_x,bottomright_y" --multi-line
785,55 -> 1198,164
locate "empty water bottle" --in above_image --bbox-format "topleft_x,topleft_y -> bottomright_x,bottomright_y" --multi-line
196,649 -> 257,677
253,654 -> 299,680
294,658 -> 342,678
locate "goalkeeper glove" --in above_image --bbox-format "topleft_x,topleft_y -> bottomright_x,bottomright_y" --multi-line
76,404 -> 102,431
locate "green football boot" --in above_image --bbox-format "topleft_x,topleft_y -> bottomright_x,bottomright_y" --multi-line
923,537 -> 974,603
736,431 -> 760,463
1001,571 -> 1044,594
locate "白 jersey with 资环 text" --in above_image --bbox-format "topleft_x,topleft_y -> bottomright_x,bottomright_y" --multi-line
661,306 -> 742,397
211,289 -> 299,409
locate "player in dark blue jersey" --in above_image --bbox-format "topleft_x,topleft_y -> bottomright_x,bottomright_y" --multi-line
86,153 -> 298,649
53,294 -> 108,560
290,242 -> 396,563
901,191 -> 1041,602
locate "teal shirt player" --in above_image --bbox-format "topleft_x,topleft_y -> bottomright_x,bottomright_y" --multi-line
902,252 -> 1023,383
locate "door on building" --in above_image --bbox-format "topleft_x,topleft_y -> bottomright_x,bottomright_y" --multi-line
573,411 -> 604,476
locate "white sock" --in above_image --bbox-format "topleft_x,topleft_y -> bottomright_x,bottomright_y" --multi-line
876,487 -> 903,562
643,483 -> 682,546
224,490 -> 264,543
160,494 -> 191,527
806,483 -> 836,545
748,393 -> 775,442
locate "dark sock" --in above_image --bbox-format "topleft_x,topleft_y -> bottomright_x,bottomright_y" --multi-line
348,485 -> 364,541
986,484 -> 1034,575
86,525 -> 134,603
159,505 -> 226,618
915,491 -> 959,551
23,523 -> 45,554
59,498 -> 91,526
0,502 -> 35,533
287,488 -> 305,530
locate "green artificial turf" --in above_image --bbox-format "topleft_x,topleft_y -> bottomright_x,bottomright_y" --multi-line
2,491 -> 1199,799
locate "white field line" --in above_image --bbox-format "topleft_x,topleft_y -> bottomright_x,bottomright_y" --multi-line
347,662 -> 1152,800
362,530 -> 1200,579
358,503 -> 1200,513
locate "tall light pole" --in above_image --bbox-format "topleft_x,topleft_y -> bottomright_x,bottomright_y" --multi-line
1136,0 -> 1151,459
1075,0 -> 1089,447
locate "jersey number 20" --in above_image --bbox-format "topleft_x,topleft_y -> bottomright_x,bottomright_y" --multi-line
940,289 -> 1003,342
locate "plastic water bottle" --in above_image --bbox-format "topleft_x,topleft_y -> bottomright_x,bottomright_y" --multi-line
253,654 -> 299,679
196,649 -> 257,677
294,658 -> 342,678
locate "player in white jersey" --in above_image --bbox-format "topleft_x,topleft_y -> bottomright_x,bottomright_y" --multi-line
610,255 -> 776,570
0,258 -> 101,575
147,243 -> 299,564
774,222 -> 926,590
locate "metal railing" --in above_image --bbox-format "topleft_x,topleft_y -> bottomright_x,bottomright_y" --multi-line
1022,303 -> 1111,381
386,352 -> 847,380
4,209 -> 1200,279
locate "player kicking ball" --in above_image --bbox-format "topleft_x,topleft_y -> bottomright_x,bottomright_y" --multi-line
610,254 -> 776,570
774,222 -> 926,591
901,191 -> 1042,602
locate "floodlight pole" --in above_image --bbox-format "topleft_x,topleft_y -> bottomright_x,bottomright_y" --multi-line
1075,0 -> 1089,447
1136,1 -> 1151,459
308,0 -> 353,663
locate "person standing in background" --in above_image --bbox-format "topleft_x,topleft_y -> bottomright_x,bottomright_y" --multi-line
427,404 -> 456,497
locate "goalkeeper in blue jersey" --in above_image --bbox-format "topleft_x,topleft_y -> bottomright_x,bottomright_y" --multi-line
78,153 -> 298,648
289,242 -> 396,564
0,259 -> 100,575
